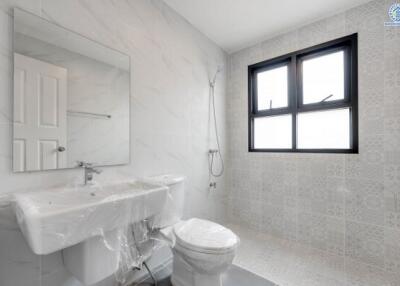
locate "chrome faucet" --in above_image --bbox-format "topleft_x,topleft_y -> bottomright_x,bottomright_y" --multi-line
77,161 -> 102,185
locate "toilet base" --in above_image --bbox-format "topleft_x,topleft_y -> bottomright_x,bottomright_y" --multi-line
171,274 -> 221,286
171,252 -> 223,286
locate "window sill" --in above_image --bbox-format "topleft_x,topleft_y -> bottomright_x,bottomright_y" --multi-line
248,148 -> 358,154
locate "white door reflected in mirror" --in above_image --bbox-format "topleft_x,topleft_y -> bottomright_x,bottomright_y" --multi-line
13,53 -> 68,171
12,8 -> 130,172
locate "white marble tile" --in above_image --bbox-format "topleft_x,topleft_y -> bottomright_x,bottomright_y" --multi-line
0,0 -> 41,16
0,204 -> 41,286
0,0 -> 228,285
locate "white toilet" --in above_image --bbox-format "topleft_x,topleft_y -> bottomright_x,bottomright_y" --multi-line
147,174 -> 239,286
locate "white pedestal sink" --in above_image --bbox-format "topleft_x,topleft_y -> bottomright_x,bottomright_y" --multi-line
12,180 -> 168,285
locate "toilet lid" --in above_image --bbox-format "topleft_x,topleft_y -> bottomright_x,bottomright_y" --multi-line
173,218 -> 238,253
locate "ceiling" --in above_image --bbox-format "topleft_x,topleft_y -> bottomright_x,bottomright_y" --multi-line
164,0 -> 373,53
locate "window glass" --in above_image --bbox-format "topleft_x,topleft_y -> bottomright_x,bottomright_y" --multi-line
254,115 -> 292,149
257,65 -> 288,110
297,108 -> 350,149
249,35 -> 357,153
302,51 -> 345,104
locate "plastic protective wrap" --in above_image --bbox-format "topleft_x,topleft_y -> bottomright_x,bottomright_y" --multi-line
115,219 -> 168,284
173,218 -> 239,252
10,179 -> 171,285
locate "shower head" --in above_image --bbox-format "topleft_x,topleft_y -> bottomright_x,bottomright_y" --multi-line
210,66 -> 223,88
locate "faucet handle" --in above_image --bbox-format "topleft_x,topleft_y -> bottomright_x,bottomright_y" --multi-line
77,161 -> 93,168
77,161 -> 102,174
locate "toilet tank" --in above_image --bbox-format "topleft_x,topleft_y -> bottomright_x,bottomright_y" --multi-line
145,174 -> 185,229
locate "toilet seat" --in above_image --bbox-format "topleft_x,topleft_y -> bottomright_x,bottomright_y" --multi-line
173,218 -> 239,254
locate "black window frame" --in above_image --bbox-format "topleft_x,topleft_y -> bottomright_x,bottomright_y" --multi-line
248,33 -> 358,153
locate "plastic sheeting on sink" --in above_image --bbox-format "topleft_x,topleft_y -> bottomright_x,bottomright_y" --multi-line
10,179 -> 173,285
62,219 -> 165,285
12,180 -> 168,255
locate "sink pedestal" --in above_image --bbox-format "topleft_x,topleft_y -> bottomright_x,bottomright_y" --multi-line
63,228 -> 122,285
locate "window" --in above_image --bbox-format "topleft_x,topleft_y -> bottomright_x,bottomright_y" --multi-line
248,34 -> 358,153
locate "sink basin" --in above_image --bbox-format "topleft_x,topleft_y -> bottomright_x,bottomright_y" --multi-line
13,181 -> 168,255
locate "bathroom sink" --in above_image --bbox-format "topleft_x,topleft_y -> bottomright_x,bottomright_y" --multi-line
13,181 -> 168,255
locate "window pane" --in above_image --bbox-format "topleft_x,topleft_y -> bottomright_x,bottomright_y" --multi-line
302,51 -> 345,104
297,108 -> 350,149
257,65 -> 288,110
254,115 -> 292,149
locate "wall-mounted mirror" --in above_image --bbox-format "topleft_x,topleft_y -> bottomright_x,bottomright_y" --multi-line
13,9 -> 130,172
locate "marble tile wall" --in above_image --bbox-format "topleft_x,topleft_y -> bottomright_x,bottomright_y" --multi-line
227,0 -> 400,280
0,0 -> 228,285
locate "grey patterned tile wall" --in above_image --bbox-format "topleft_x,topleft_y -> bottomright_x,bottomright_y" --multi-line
384,0 -> 400,232
345,257 -> 400,286
345,221 -> 385,268
384,227 -> 400,273
227,0 -> 400,279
